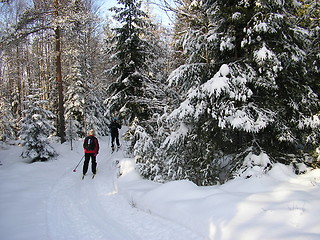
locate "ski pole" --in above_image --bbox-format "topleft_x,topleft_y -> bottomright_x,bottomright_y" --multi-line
73,155 -> 85,172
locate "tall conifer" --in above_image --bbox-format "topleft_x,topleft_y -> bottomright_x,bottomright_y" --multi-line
137,0 -> 320,185
105,0 -> 158,121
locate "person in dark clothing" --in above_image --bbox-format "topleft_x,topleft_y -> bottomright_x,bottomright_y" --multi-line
109,117 -> 121,151
82,129 -> 99,179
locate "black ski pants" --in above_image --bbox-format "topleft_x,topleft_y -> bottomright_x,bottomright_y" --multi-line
111,134 -> 120,147
83,153 -> 97,175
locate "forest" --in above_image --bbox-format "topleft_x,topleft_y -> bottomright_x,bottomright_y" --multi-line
0,0 -> 319,186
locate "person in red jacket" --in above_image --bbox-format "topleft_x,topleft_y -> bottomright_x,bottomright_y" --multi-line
82,129 -> 99,179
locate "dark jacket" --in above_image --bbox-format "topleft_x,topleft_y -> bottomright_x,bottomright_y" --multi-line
109,121 -> 121,136
83,135 -> 99,154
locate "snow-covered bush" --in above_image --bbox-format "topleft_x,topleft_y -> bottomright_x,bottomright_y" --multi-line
236,151 -> 272,178
20,91 -> 57,162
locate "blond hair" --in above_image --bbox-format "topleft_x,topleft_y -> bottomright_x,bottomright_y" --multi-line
88,129 -> 95,135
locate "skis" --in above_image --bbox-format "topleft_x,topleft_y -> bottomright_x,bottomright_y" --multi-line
82,173 -> 96,180
111,145 -> 121,154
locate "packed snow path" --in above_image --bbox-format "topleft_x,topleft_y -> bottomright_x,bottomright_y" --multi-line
0,138 -> 202,240
1,138 -> 320,240
45,140 -> 202,240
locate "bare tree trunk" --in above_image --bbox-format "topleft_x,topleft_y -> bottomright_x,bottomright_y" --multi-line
54,0 -> 66,143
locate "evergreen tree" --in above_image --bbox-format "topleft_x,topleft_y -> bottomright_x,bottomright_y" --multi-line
137,0 -> 320,185
105,0 -> 173,158
104,0 -> 162,122
64,77 -> 86,139
20,89 -> 57,162
297,0 -> 320,99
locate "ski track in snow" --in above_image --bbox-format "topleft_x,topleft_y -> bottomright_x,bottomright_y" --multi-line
46,144 -> 202,240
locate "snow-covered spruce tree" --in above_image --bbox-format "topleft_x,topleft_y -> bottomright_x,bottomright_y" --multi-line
127,5 -> 174,160
136,0 -> 221,185
104,0 -> 170,162
138,0 -> 320,185
104,0 -> 164,122
234,0 -> 320,167
20,89 -> 57,162
64,77 -> 86,139
297,0 -> 320,100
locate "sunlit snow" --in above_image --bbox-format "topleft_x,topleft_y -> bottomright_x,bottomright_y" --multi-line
1,132 -> 320,240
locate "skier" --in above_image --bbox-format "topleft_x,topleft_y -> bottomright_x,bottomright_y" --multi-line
109,117 -> 121,152
82,129 -> 99,179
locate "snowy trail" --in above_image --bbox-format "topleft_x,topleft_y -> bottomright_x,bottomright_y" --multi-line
47,149 -> 138,240
46,143 -> 202,240
1,140 -> 320,240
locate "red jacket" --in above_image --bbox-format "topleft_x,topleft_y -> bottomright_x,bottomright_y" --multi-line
83,135 -> 99,154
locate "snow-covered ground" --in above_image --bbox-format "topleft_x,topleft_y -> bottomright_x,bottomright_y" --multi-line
0,135 -> 320,240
